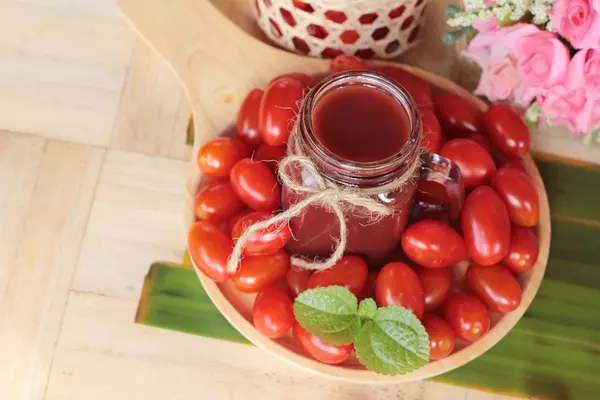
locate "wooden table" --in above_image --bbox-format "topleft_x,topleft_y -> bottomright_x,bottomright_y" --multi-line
0,0 -> 597,399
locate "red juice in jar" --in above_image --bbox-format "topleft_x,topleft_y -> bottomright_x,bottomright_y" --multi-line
282,72 -> 422,264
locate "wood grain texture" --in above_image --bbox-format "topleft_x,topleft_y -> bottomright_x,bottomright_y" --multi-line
71,150 -> 188,300
0,134 -> 104,399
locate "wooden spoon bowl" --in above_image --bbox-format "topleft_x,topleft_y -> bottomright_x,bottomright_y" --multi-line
118,0 -> 550,383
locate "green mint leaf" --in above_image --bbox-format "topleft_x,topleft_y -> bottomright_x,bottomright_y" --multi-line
354,306 -> 430,375
293,286 -> 360,345
358,298 -> 377,321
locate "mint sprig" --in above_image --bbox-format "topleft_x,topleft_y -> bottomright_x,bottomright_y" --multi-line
293,286 -> 360,345
293,286 -> 430,375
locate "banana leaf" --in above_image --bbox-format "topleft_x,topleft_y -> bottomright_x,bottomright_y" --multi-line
137,159 -> 600,399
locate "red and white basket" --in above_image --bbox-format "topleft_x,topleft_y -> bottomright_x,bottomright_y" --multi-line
252,0 -> 428,59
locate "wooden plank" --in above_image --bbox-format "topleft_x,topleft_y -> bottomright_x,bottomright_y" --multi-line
110,39 -> 192,161
0,2 -> 133,145
71,150 -> 188,300
47,291 -> 468,400
0,135 -> 104,399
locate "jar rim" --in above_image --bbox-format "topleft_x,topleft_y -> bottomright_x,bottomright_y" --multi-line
298,70 -> 422,186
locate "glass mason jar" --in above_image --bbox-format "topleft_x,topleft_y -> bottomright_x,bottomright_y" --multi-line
282,71 -> 463,265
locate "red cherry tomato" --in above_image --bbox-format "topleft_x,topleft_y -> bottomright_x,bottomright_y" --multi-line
329,55 -> 367,73
401,220 -> 467,268
224,209 -> 252,236
285,265 -> 312,298
466,263 -> 522,313
197,138 -> 249,177
293,322 -> 353,364
306,255 -> 368,297
188,221 -> 233,282
421,109 -> 443,154
375,262 -> 424,319
231,211 -> 292,255
233,249 -> 290,293
194,180 -> 244,223
418,268 -> 452,312
230,159 -> 281,212
371,66 -> 433,110
501,158 -> 528,175
236,89 -> 264,148
253,285 -> 294,338
435,93 -> 484,138
461,186 -> 511,266
505,227 -> 539,273
484,104 -> 530,159
440,139 -> 496,189
254,143 -> 287,174
357,270 -> 379,301
259,77 -> 306,146
465,132 -> 492,153
443,293 -> 490,342
422,314 -> 456,361
492,167 -> 539,227
269,73 -> 313,89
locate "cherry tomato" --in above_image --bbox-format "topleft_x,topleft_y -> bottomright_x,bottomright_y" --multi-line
371,66 -> 433,109
306,255 -> 368,297
231,211 -> 292,255
259,77 -> 306,146
230,158 -> 281,212
421,109 -> 443,153
402,220 -> 467,268
329,55 -> 367,73
285,265 -> 312,298
254,143 -> 287,174
435,93 -> 484,138
418,268 -> 452,312
422,314 -> 456,361
197,138 -> 249,177
376,262 -> 424,319
188,221 -> 233,282
465,132 -> 492,153
492,167 -> 539,227
293,322 -> 353,364
233,249 -> 290,293
505,227 -> 539,273
253,285 -> 294,338
501,158 -> 528,175
269,73 -> 313,89
466,263 -> 522,313
357,270 -> 379,301
443,293 -> 490,342
484,103 -> 530,159
194,180 -> 244,223
224,209 -> 252,236
440,139 -> 496,189
461,186 -> 511,266
236,89 -> 264,148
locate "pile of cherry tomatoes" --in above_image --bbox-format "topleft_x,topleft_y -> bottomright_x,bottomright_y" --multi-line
188,55 -> 541,366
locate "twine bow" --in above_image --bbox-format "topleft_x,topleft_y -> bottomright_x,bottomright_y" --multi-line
226,135 -> 421,274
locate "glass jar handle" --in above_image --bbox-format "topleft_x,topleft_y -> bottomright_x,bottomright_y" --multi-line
419,152 -> 464,220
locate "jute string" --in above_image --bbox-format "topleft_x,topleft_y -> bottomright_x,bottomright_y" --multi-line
226,130 -> 421,274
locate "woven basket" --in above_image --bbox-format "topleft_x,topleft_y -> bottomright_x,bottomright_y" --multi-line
252,0 -> 428,59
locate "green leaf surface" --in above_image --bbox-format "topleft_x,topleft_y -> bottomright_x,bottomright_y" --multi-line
355,306 -> 430,375
293,286 -> 360,345
358,298 -> 377,321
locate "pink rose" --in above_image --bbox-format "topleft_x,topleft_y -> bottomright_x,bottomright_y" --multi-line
552,0 -> 600,51
514,31 -> 571,104
538,85 -> 595,133
463,24 -> 539,103
567,48 -> 600,99
472,15 -> 500,34
475,55 -> 522,102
